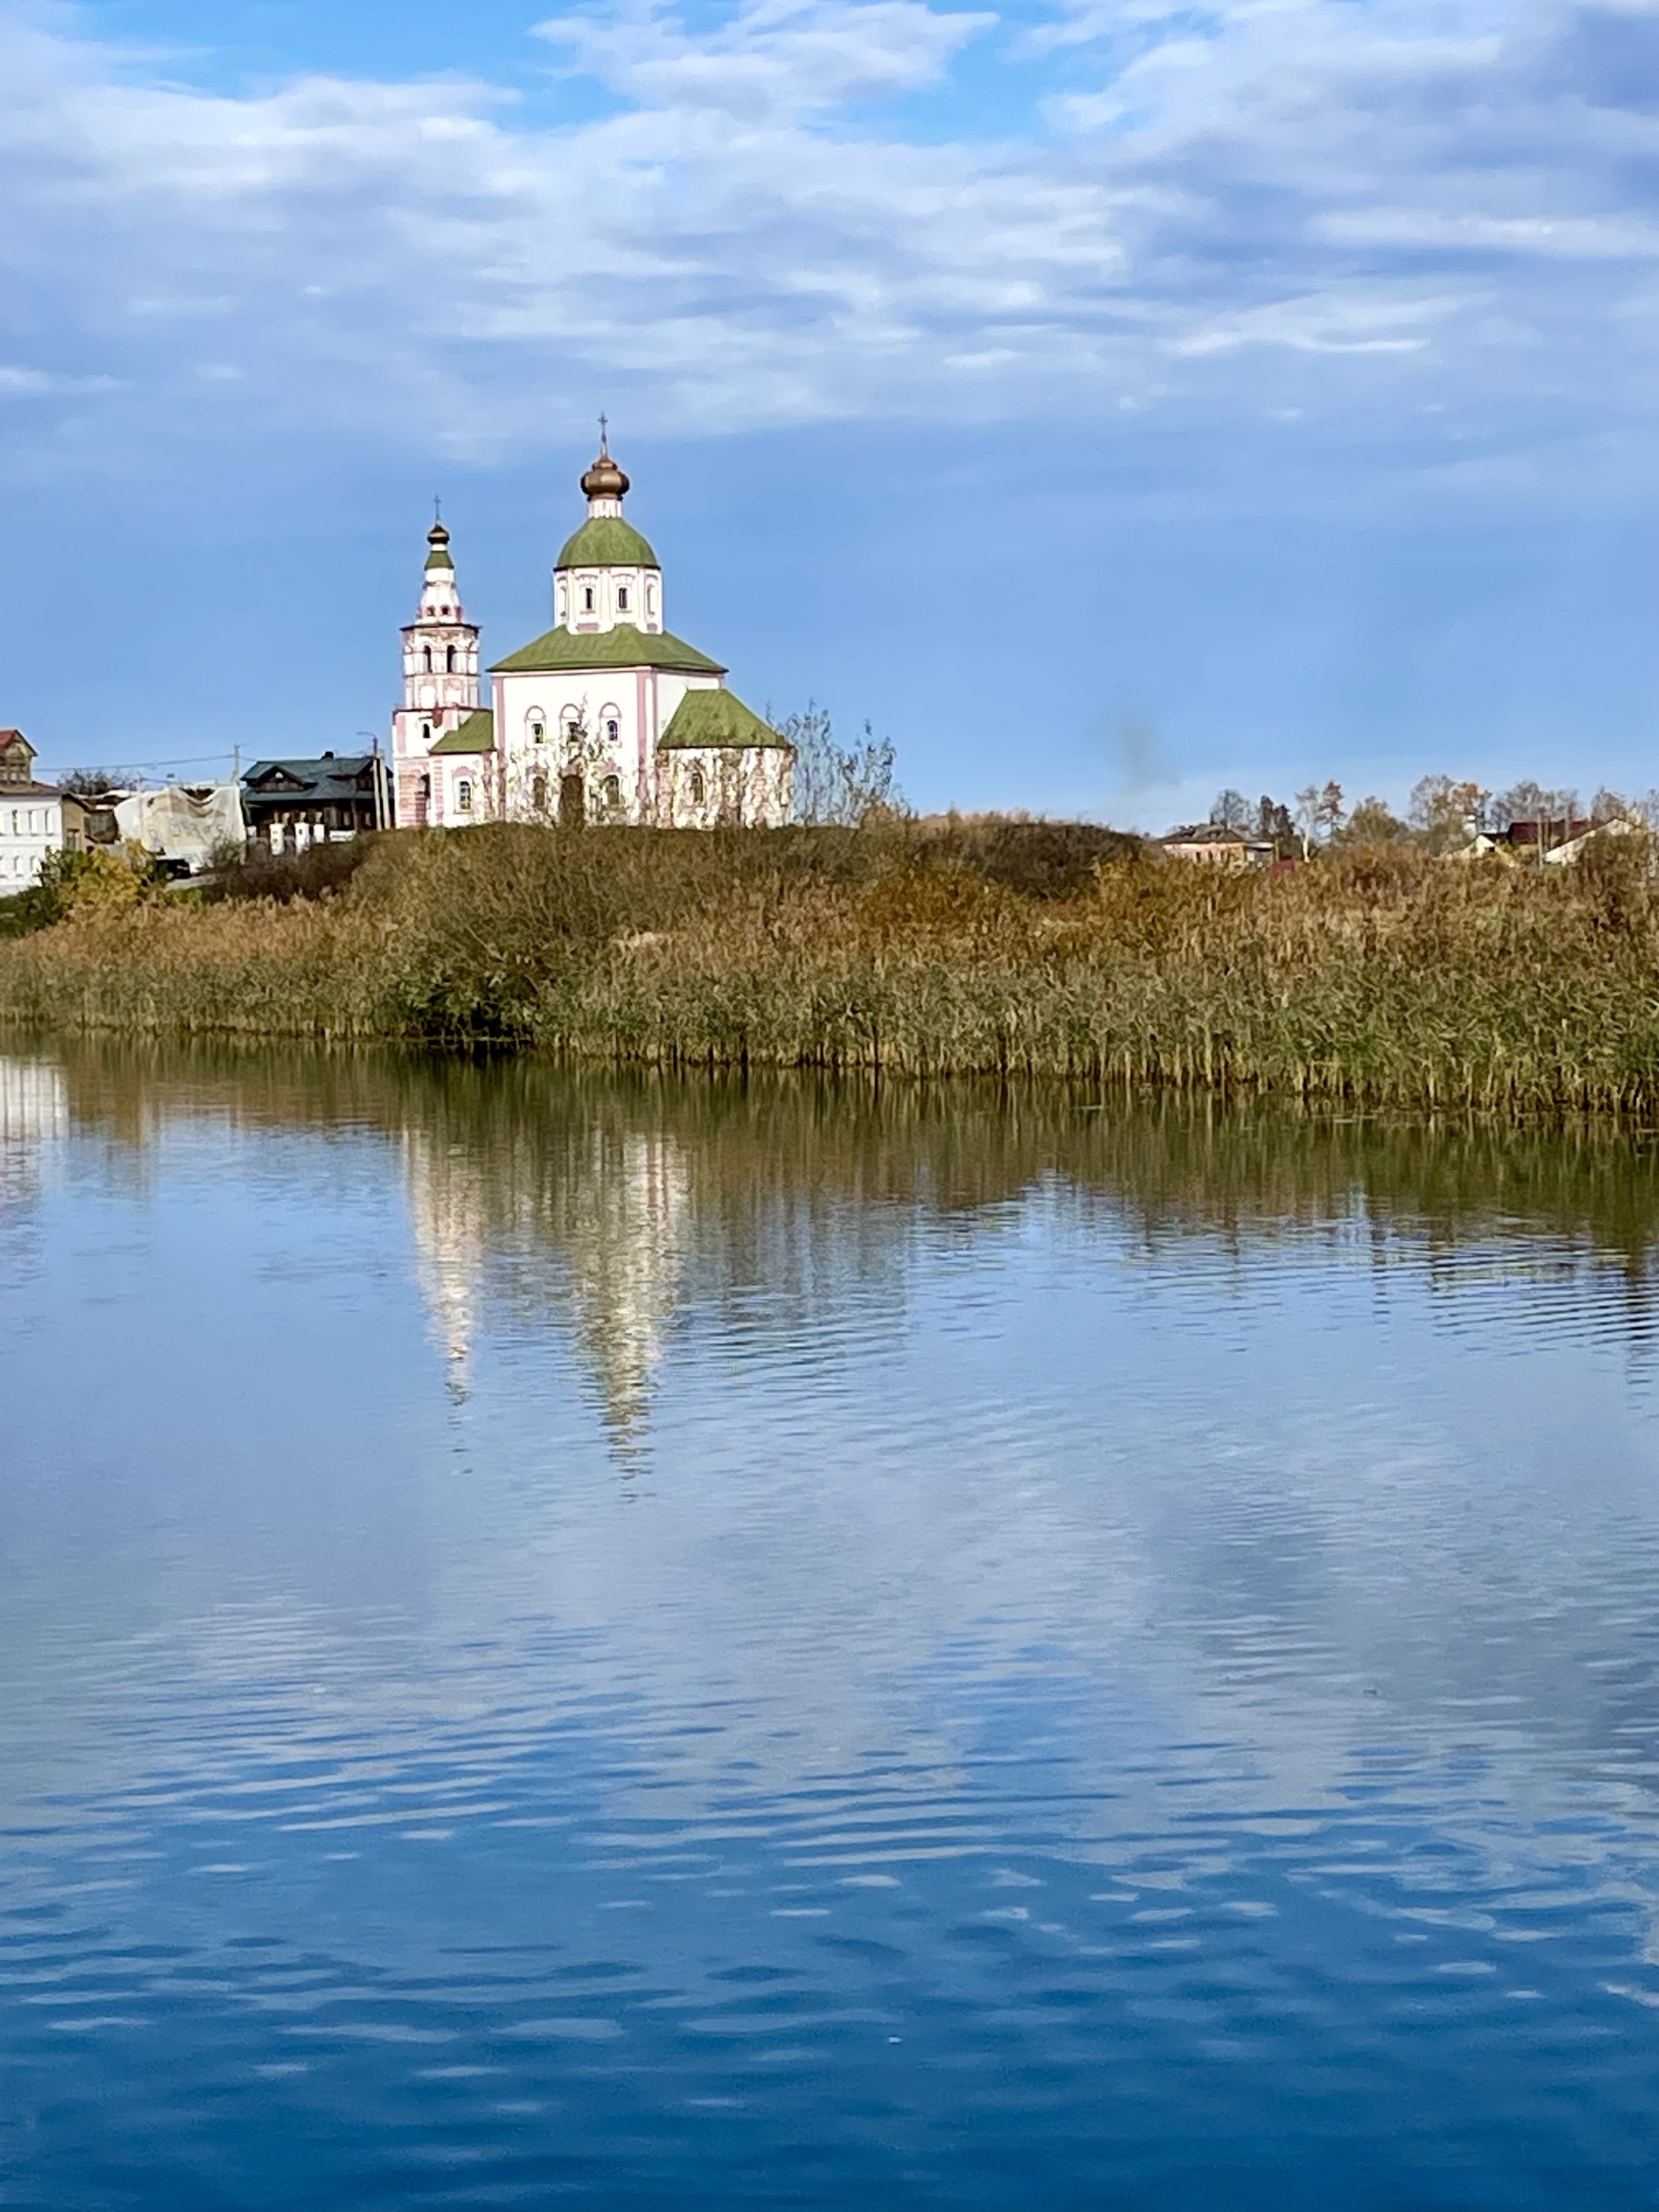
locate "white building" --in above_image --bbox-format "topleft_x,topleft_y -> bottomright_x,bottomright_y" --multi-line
390,439 -> 793,830
0,732 -> 64,896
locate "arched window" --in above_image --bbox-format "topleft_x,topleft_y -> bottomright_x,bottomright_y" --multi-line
529,716 -> 545,745
421,722 -> 431,746
601,773 -> 621,812
532,773 -> 549,813
456,778 -> 473,813
645,582 -> 658,620
446,645 -> 456,672
605,717 -> 619,743
689,767 -> 706,807
583,585 -> 594,612
617,586 -> 629,612
423,645 -> 432,671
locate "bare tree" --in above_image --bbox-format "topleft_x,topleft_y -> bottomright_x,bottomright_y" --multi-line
1490,780 -> 1578,833
779,703 -> 904,827
1294,780 -> 1345,855
1211,788 -> 1252,833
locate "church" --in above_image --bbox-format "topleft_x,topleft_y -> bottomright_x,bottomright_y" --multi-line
391,437 -> 794,831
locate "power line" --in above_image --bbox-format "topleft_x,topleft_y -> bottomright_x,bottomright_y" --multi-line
43,750 -> 240,775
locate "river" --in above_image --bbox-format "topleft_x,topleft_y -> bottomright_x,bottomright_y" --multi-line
4,1039 -> 1659,2207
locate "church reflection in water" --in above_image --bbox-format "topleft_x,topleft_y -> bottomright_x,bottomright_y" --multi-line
0,1054 -> 67,1212
19,1043 -> 1659,1461
396,1062 -> 1659,1455
404,1116 -> 690,1450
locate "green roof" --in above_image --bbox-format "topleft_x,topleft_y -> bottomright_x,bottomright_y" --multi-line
490,622 -> 724,677
424,547 -> 454,571
429,709 -> 495,754
658,688 -> 793,752
554,517 -> 659,570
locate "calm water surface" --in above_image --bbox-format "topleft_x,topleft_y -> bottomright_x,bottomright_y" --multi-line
6,1040 -> 1659,2207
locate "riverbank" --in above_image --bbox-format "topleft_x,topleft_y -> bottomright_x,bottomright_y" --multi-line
2,822 -> 1656,1110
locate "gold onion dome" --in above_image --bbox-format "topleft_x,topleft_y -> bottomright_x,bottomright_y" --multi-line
581,442 -> 629,502
425,517 -> 454,571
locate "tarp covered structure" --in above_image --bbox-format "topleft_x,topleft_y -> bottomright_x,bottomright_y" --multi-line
112,784 -> 245,872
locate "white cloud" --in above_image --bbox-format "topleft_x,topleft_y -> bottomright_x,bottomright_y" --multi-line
0,0 -> 1656,460
1169,291 -> 1463,356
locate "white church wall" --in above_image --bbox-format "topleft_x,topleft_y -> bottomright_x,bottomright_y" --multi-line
556,566 -> 655,634
492,667 -> 655,825
657,748 -> 793,830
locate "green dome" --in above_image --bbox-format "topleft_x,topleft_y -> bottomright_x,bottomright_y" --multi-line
556,516 -> 659,570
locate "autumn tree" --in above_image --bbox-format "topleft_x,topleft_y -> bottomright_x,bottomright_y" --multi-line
1408,775 -> 1488,853
1338,795 -> 1408,844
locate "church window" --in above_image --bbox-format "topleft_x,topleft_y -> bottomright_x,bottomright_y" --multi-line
601,773 -> 621,811
689,767 -> 706,807
530,717 -> 545,744
422,722 -> 431,745
606,717 -> 619,743
583,585 -> 594,612
532,773 -> 549,813
457,778 -> 473,813
617,586 -> 629,611
423,645 -> 432,672
446,645 -> 456,672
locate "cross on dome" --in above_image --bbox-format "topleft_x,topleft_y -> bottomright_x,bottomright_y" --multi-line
580,422 -> 629,512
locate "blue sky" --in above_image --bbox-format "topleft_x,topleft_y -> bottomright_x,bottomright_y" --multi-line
2,0 -> 1657,825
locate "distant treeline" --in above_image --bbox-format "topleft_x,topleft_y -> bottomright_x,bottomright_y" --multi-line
1203,776 -> 1655,855
4,817 -> 1659,1112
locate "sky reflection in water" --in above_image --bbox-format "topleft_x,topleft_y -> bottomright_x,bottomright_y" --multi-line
4,1044 -> 1659,2207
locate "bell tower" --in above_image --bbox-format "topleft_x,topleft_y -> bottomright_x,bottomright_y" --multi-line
391,516 -> 482,827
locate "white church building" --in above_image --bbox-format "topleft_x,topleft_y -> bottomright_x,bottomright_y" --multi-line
391,439 -> 793,831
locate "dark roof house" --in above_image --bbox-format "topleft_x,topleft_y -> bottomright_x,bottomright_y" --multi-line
241,752 -> 390,837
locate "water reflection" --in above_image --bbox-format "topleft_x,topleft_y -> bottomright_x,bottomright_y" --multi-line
0,1052 -> 66,1203
22,1039 -> 1659,1453
7,1039 -> 1659,2205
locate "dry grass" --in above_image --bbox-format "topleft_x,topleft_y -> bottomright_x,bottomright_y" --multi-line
4,823 -> 1659,1111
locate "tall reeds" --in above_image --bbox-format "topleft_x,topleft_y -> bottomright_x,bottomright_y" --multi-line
4,823 -> 1658,1112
